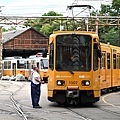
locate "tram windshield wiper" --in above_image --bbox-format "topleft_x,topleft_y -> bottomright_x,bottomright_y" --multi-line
61,62 -> 74,74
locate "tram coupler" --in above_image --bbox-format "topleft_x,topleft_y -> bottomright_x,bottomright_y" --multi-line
66,88 -> 80,105
66,89 -> 79,98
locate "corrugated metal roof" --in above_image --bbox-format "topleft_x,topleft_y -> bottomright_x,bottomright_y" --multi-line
2,27 -> 31,43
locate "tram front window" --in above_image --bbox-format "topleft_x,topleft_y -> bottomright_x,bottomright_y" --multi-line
41,59 -> 48,69
56,34 -> 92,71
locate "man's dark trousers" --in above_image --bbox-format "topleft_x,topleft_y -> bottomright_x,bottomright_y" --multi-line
31,82 -> 41,106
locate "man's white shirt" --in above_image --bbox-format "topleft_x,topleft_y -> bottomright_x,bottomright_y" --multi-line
32,71 -> 41,85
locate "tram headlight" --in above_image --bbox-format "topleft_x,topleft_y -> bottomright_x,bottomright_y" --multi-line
82,80 -> 90,86
56,80 -> 65,86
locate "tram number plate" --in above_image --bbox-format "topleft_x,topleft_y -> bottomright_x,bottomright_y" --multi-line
69,81 -> 78,84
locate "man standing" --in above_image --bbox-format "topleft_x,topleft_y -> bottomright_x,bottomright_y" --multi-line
31,66 -> 44,108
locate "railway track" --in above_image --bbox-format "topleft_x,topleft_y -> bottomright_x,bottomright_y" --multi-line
1,80 -> 120,120
66,107 -> 92,120
10,83 -> 28,120
64,91 -> 120,120
0,80 -> 28,120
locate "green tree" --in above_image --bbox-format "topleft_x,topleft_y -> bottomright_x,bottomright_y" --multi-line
96,0 -> 120,45
42,11 -> 63,16
100,27 -> 119,46
24,11 -> 63,37
99,4 -> 111,16
23,2 -> 120,40
112,0 -> 120,15
40,24 -> 52,37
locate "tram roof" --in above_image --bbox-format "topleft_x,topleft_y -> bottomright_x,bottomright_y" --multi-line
53,31 -> 97,34
3,56 -> 23,60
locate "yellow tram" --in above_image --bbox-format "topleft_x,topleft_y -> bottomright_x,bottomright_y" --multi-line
100,43 -> 120,93
2,56 -> 26,81
47,31 -> 101,104
25,54 -> 49,82
47,31 -> 120,105
2,54 -> 49,82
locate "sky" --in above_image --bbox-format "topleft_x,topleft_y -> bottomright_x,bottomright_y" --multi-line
0,0 -> 112,17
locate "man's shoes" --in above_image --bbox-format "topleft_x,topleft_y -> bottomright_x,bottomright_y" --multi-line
33,105 -> 42,108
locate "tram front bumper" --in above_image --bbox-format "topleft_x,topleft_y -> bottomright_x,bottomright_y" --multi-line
66,86 -> 79,98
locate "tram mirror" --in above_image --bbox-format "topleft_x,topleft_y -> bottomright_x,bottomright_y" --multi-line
42,48 -> 48,57
94,43 -> 98,49
98,49 -> 102,58
94,43 -> 101,58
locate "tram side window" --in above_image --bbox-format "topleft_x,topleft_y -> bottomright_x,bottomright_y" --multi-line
24,61 -> 30,69
107,53 -> 110,69
27,61 -> 30,69
101,52 -> 105,69
4,61 -> 7,69
37,62 -> 39,69
31,60 -> 36,68
113,54 -> 116,69
17,60 -> 25,69
93,43 -> 99,71
49,42 -> 54,70
117,53 -> 120,69
41,59 -> 48,69
119,54 -> 120,69
4,61 -> 11,69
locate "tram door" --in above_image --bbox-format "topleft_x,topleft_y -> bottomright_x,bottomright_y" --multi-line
36,62 -> 39,69
12,63 -> 16,76
100,51 -> 106,89
117,53 -> 120,85
112,49 -> 119,87
106,52 -> 111,88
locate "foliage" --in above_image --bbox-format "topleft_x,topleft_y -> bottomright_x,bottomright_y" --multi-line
112,0 -> 120,15
40,24 -> 52,37
42,11 -> 63,16
24,11 -> 63,37
99,27 -> 119,46
96,0 -> 120,46
103,28 -> 119,46
99,4 -> 112,16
